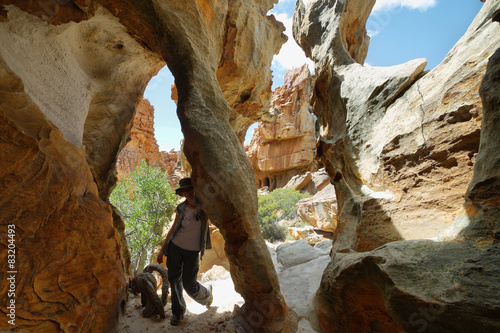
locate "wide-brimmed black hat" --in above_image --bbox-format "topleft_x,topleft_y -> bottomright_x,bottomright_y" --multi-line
175,177 -> 194,196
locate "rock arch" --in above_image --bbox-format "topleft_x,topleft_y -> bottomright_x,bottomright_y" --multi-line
0,0 -> 296,331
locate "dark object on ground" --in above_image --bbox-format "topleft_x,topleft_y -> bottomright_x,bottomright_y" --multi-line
144,264 -> 170,306
130,266 -> 168,319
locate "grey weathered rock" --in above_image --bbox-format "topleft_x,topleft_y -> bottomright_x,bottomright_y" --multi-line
294,0 -> 500,331
276,239 -> 322,270
467,47 -> 500,207
314,239 -> 332,256
315,240 -> 500,332
279,255 -> 330,331
266,241 -> 280,270
294,0 -> 500,250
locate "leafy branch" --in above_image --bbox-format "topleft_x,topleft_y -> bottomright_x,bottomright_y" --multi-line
110,160 -> 177,276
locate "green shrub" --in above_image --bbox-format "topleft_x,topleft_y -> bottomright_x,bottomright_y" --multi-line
257,188 -> 311,242
110,160 -> 177,275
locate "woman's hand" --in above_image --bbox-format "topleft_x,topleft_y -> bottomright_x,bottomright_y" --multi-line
157,252 -> 164,264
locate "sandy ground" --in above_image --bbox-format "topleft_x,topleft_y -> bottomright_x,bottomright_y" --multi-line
117,272 -> 245,333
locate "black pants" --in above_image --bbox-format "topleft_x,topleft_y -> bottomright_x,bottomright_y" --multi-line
167,242 -> 211,316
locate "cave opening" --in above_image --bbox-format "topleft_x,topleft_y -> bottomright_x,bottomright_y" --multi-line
1,0 -> 497,332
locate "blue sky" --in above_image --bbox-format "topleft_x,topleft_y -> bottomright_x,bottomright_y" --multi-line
145,0 -> 484,152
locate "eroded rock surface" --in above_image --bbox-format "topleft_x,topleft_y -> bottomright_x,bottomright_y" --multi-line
267,240 -> 331,331
285,167 -> 330,194
0,109 -> 127,331
297,183 -> 337,233
0,6 -> 160,331
294,0 -> 500,331
116,98 -> 181,184
247,65 -> 317,190
0,0 -> 296,332
217,1 -> 288,142
295,0 -> 498,251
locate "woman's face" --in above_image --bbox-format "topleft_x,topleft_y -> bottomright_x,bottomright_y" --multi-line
182,187 -> 195,199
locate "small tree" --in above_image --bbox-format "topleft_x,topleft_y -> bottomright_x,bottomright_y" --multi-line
257,188 -> 311,242
110,160 -> 177,276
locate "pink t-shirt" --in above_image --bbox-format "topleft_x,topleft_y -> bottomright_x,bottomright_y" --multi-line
172,205 -> 202,251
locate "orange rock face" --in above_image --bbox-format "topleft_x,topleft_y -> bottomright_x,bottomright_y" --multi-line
0,0 -> 296,331
247,65 -> 317,190
116,98 -> 181,184
0,110 -> 127,332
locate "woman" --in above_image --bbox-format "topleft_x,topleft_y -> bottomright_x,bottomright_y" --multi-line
156,177 -> 213,326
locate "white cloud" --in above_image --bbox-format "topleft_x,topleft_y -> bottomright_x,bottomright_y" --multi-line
367,28 -> 380,38
271,12 -> 314,71
372,0 -> 437,13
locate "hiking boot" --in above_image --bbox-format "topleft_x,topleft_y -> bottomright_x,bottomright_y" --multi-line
205,284 -> 213,308
170,314 -> 184,326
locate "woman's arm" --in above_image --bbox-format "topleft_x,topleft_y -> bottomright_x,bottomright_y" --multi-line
156,213 -> 179,264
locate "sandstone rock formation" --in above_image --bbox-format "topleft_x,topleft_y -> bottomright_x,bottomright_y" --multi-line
0,0 -> 296,332
284,167 -> 330,194
296,183 -> 337,232
287,226 -> 326,245
217,2 -> 288,142
158,1 -> 296,330
295,0 -> 498,251
247,65 -> 318,190
115,98 -> 181,184
0,5 -> 162,331
199,227 -> 230,274
293,0 -> 500,331
273,240 -> 331,331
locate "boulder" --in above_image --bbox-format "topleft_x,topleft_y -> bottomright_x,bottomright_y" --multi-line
297,184 -> 338,232
288,226 -> 325,245
275,239 -> 332,331
285,171 -> 313,192
276,239 -> 322,271
279,255 -> 331,331
315,240 -> 500,332
285,168 -> 331,194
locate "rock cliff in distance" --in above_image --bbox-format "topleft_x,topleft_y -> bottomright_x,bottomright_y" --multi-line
247,64 -> 318,190
116,98 -> 182,185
